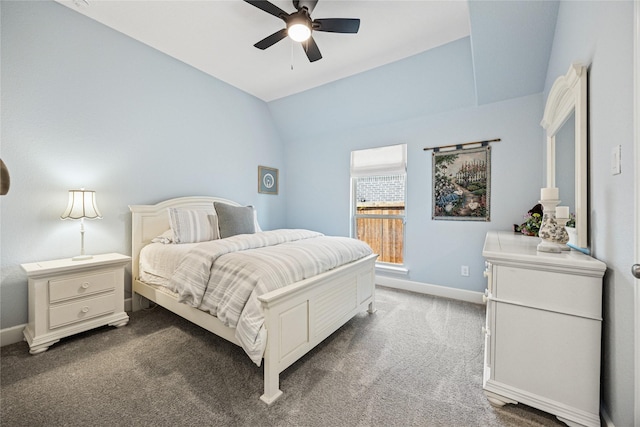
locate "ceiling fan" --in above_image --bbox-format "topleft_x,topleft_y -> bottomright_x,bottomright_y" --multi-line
244,0 -> 360,62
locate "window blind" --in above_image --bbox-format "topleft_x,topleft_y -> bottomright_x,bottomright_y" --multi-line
350,144 -> 407,177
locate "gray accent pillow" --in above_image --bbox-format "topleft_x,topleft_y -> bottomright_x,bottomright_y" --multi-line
214,202 -> 256,238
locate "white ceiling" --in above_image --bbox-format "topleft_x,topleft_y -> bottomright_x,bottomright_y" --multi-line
56,0 -> 471,102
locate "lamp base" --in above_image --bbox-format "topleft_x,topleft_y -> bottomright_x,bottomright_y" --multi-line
72,254 -> 93,261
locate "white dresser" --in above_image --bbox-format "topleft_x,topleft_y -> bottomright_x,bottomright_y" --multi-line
21,253 -> 130,354
482,231 -> 606,427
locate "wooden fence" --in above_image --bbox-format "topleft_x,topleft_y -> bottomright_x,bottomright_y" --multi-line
355,207 -> 404,264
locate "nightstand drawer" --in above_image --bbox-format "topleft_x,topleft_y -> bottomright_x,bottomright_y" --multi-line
49,271 -> 116,303
49,293 -> 116,329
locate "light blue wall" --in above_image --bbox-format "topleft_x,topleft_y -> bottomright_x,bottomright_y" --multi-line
468,0 -> 559,105
269,37 -> 477,142
271,38 -> 545,293
544,1 -> 636,425
0,0 -> 286,328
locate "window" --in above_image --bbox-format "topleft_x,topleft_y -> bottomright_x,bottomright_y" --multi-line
350,144 -> 407,265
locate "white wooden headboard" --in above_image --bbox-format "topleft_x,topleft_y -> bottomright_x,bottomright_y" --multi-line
128,196 -> 241,282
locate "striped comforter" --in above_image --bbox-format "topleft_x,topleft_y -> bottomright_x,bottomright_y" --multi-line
167,229 -> 373,365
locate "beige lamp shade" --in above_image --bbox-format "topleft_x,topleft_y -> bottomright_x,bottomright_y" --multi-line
61,189 -> 102,220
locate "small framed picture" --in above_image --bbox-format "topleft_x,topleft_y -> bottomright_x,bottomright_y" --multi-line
258,166 -> 278,195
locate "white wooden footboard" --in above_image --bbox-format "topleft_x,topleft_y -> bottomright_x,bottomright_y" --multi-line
259,253 -> 377,404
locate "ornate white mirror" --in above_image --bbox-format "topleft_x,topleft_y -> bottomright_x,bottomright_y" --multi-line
540,64 -> 588,250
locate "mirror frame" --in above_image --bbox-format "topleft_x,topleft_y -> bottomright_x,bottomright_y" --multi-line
540,63 -> 588,249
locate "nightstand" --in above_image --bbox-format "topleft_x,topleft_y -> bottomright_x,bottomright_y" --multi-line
21,253 -> 130,354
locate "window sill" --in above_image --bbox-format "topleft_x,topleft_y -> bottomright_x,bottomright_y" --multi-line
375,263 -> 409,275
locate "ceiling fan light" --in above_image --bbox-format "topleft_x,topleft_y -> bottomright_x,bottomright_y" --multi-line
288,23 -> 311,42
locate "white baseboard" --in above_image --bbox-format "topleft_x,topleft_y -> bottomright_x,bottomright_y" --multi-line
376,275 -> 484,305
2,283 -> 480,347
0,323 -> 26,347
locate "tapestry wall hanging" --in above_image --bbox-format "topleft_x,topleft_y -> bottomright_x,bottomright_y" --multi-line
432,145 -> 491,221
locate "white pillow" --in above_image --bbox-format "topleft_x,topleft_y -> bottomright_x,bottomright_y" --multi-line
151,229 -> 174,244
168,208 -> 220,244
254,209 -> 262,232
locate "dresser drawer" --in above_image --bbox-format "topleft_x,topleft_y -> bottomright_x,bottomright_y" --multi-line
494,266 -> 602,318
49,293 -> 116,329
49,270 -> 116,303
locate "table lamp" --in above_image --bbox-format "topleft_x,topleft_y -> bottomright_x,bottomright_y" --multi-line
61,189 -> 102,260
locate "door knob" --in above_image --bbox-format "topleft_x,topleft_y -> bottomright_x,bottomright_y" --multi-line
633,264 -> 640,279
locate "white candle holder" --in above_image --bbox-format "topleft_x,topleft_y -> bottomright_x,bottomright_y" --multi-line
557,217 -> 571,251
537,199 -> 570,253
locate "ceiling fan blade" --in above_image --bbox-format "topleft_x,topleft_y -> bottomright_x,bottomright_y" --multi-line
254,28 -> 288,50
293,0 -> 318,14
244,0 -> 288,19
313,18 -> 360,33
303,36 -> 322,62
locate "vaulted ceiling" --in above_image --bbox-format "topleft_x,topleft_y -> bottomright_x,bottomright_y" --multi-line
56,0 -> 559,104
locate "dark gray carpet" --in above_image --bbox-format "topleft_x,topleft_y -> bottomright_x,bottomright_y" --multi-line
1,286 -> 565,426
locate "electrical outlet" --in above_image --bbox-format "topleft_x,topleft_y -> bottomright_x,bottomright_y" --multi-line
461,265 -> 469,277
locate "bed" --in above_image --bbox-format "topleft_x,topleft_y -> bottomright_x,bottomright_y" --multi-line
129,196 -> 378,404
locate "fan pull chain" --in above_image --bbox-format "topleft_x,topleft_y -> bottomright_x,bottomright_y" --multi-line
291,40 -> 294,70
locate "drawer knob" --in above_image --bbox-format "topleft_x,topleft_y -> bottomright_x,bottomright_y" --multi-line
81,282 -> 90,289
81,306 -> 89,313
482,326 -> 490,336
483,270 -> 489,278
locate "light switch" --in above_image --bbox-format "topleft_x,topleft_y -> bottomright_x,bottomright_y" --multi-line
611,145 -> 621,175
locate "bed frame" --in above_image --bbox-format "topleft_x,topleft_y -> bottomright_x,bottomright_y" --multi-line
129,196 -> 377,404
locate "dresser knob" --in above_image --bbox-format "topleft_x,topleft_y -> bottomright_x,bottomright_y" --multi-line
81,306 -> 89,313
81,282 -> 90,289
